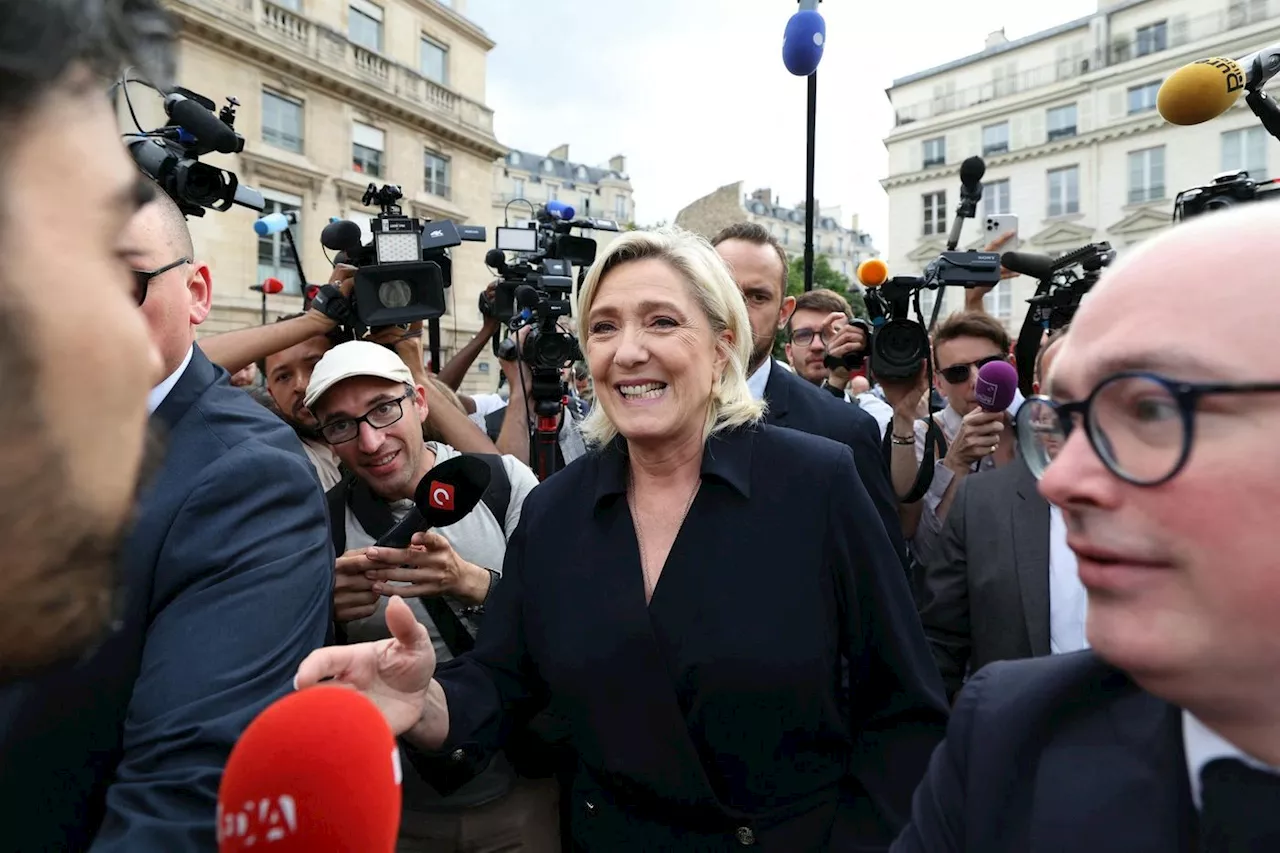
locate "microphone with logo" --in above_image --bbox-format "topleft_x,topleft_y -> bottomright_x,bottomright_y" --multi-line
376,455 -> 493,548
1158,47 -> 1280,140
975,359 -> 1019,414
216,686 -> 402,852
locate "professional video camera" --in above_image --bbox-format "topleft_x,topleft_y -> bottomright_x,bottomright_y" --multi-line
122,84 -> 265,217
855,156 -> 1003,382
1002,241 -> 1115,396
312,183 -> 486,341
483,200 -> 619,481
1173,169 -> 1280,221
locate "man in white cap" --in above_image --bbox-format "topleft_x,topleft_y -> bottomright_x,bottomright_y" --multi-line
303,340 -> 559,852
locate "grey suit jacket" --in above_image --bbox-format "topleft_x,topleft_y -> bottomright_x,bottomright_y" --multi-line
917,457 -> 1050,699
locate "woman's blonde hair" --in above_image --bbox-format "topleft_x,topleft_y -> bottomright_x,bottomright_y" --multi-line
575,225 -> 764,448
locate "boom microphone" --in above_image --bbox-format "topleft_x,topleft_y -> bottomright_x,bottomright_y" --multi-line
1157,57 -> 1246,125
253,210 -> 298,236
217,686 -> 401,852
974,360 -> 1018,413
375,454 -> 493,548
1000,251 -> 1054,281
782,0 -> 826,76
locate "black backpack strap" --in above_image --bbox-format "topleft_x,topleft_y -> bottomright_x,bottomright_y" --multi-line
466,453 -> 512,533
325,474 -> 354,556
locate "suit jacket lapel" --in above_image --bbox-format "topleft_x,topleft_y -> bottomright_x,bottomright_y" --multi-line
1011,459 -> 1051,657
152,346 -> 218,434
762,359 -> 791,423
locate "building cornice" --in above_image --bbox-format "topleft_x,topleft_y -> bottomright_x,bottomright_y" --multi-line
407,0 -> 495,50
170,0 -> 506,161
881,113 -> 1167,190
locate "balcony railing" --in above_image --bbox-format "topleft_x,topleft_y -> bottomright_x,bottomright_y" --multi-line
189,0 -> 495,136
892,0 -> 1280,126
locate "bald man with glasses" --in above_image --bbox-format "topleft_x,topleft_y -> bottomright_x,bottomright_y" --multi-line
892,203 -> 1280,853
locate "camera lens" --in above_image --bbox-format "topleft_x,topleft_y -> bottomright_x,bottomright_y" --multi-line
377,280 -> 413,309
872,319 -> 930,380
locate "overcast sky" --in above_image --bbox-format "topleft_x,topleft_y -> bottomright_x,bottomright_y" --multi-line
464,0 -> 1098,256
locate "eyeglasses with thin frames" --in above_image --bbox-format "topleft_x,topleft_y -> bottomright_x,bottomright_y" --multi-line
1016,370 -> 1280,486
132,257 -> 190,306
318,391 -> 413,445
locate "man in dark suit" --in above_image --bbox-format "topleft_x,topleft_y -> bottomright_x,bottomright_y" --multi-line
0,191 -> 335,850
918,332 -> 1085,699
0,0 -> 171,681
893,205 -> 1280,851
713,224 -> 908,569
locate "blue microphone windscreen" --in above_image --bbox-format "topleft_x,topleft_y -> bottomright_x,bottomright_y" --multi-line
782,9 -> 825,76
546,200 -> 575,220
254,212 -> 288,236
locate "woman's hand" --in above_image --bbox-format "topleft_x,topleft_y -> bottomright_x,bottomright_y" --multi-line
294,596 -> 437,736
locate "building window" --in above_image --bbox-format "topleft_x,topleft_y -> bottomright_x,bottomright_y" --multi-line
983,280 -> 1013,322
1135,21 -> 1167,57
261,89 -> 303,153
542,159 -> 555,173
983,179 -> 1011,216
257,191 -> 302,295
922,137 -> 945,168
615,195 -> 627,220
349,0 -> 383,52
1222,126 -> 1269,181
837,236 -> 844,255
420,36 -> 448,85
424,149 -> 450,198
581,195 -> 592,216
1128,81 -> 1161,115
1128,146 -> 1165,204
1047,104 -> 1077,141
352,121 -> 384,177
982,122 -> 1009,156
920,289 -> 946,322
1047,166 -> 1080,217
922,191 -> 946,236
512,177 -> 525,199
547,184 -> 558,201
783,228 -> 791,246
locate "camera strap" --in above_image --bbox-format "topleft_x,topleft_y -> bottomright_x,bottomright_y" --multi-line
885,416 -> 946,504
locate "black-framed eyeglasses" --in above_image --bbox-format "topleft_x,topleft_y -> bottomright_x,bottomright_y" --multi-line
1016,370 -> 1280,486
132,257 -> 190,306
939,354 -> 1005,385
318,391 -> 412,445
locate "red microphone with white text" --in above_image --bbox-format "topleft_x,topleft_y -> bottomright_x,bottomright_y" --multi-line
216,686 -> 402,852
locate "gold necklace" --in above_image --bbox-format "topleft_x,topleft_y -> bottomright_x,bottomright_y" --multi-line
628,475 -> 701,601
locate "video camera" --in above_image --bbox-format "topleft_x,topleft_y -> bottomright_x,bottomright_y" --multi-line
313,183 -> 485,340
123,85 -> 265,217
1174,169 -> 1280,221
856,157 -> 1004,382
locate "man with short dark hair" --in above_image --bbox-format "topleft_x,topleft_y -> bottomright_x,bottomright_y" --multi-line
712,222 -> 908,571
0,0 -> 170,681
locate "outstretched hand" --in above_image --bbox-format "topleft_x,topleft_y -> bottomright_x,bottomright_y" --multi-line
294,596 -> 436,736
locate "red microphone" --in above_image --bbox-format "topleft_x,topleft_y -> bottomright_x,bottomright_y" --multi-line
216,686 -> 402,852
260,277 -> 285,295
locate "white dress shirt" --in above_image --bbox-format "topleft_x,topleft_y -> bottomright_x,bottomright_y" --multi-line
1183,711 -> 1280,809
1047,504 -> 1089,654
146,345 -> 193,415
746,358 -> 772,402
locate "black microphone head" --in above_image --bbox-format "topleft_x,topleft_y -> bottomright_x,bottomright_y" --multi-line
514,284 -> 540,309
484,248 -> 507,271
413,455 -> 494,528
960,156 -> 986,189
321,219 -> 364,253
1001,250 -> 1053,281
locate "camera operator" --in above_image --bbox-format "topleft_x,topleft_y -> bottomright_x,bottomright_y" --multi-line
0,0 -> 170,686
883,313 -> 1021,559
485,323 -> 589,470
783,288 -> 895,434
304,341 -> 558,852
200,266 -> 499,487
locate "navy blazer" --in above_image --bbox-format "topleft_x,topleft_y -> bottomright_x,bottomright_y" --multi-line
0,346 -> 334,852
892,651 -> 1198,853
417,423 -> 948,852
762,361 -> 909,573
